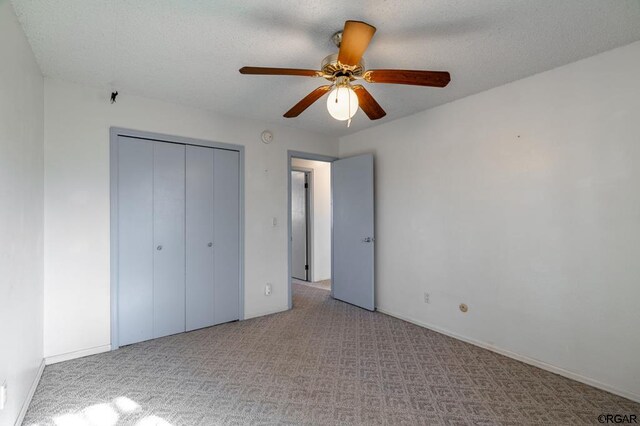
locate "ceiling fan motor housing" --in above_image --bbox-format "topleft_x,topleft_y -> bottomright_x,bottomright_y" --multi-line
321,53 -> 365,81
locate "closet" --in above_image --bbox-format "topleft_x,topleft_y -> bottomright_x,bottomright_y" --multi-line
116,135 -> 240,346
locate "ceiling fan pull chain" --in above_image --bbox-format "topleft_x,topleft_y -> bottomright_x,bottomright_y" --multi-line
347,85 -> 352,127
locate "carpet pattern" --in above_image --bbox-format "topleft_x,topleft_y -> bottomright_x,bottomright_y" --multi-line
292,278 -> 331,291
24,284 -> 638,425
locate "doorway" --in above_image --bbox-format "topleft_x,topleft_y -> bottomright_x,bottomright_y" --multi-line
287,150 -> 376,311
291,169 -> 310,281
288,152 -> 336,308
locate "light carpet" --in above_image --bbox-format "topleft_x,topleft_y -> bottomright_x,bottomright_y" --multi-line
24,284 -> 639,425
292,278 -> 331,291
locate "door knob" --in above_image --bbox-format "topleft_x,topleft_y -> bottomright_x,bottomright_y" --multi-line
362,237 -> 375,243
156,245 -> 163,251
208,242 -> 213,247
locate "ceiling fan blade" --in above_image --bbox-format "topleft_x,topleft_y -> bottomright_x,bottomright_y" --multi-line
353,85 -> 386,120
239,66 -> 321,77
337,21 -> 376,67
284,85 -> 333,118
364,69 -> 451,87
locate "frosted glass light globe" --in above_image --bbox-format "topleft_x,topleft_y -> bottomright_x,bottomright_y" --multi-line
326,86 -> 359,121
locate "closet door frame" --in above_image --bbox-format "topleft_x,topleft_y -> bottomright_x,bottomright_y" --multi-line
109,127 -> 245,350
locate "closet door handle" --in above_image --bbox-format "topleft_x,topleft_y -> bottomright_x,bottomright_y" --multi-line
156,245 -> 163,251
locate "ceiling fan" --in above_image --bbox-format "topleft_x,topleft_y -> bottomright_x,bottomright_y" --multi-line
239,20 -> 451,126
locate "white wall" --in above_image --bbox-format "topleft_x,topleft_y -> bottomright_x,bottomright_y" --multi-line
291,158 -> 332,282
43,78 -> 338,360
339,41 -> 640,401
0,2 -> 44,424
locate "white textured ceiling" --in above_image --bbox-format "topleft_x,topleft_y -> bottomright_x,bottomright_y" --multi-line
11,0 -> 640,136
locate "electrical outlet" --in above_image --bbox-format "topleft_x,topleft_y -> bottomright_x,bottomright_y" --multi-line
265,283 -> 272,296
0,381 -> 7,411
423,292 -> 430,304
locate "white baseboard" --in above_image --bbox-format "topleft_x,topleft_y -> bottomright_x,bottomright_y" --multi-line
15,359 -> 45,426
376,307 -> 640,404
44,344 -> 111,365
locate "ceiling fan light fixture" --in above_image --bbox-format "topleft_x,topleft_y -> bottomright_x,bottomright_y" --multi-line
326,85 -> 358,121
240,20 -> 450,123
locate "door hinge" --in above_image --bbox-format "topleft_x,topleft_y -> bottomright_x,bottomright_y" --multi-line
304,183 -> 308,189
305,265 -> 309,270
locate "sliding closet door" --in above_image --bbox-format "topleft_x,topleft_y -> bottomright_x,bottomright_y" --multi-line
186,146 -> 215,331
117,137 -> 154,346
153,142 -> 186,338
214,149 -> 240,323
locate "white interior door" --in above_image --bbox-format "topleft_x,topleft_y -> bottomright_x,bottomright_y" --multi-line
186,145 -> 215,331
152,142 -> 186,338
332,153 -> 375,311
291,170 -> 308,280
117,137 -> 154,346
117,138 -> 186,343
213,149 -> 240,324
